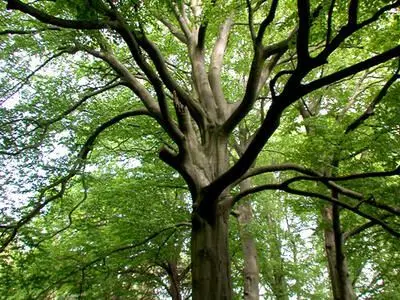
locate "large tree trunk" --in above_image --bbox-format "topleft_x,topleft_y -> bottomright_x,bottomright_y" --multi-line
191,199 -> 232,300
322,204 -> 356,300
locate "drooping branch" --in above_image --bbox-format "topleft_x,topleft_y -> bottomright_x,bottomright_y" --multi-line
0,109 -> 152,253
36,221 -> 191,298
0,49 -> 76,104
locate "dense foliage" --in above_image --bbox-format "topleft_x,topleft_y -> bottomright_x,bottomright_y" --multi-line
0,0 -> 399,299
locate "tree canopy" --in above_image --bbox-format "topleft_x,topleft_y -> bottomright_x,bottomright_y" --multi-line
0,0 -> 399,299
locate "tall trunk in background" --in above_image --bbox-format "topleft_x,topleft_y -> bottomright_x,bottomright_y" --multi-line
300,104 -> 356,299
322,202 -> 356,300
164,260 -> 183,300
265,211 -> 289,300
238,179 -> 260,300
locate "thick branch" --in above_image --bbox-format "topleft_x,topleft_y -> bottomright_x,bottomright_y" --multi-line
233,182 -> 400,238
296,0 -> 311,65
0,26 -> 61,35
255,0 -> 279,44
301,45 -> 400,97
208,17 -> 233,118
158,18 -> 188,44
6,0 -> 107,29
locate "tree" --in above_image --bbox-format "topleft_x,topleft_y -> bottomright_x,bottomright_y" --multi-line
0,0 -> 399,299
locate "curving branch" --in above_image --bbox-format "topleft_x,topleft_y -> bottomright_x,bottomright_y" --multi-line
316,0 -> 400,63
255,0 -> 279,44
33,175 -> 89,246
0,26 -> 61,35
345,61 -> 400,134
0,109 -> 152,253
5,0 -> 107,29
44,79 -> 123,125
36,222 -> 191,298
234,163 -> 400,216
300,45 -> 400,97
0,49 -> 76,105
343,215 -> 391,241
158,17 -> 188,44
232,180 -> 400,238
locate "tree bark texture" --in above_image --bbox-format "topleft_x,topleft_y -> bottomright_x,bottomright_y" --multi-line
165,261 -> 182,300
322,204 -> 356,300
191,201 -> 232,300
237,201 -> 260,300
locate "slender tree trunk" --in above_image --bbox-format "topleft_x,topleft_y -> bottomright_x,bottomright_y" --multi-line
237,201 -> 260,300
322,204 -> 356,300
191,198 -> 232,300
164,260 -> 182,300
265,212 -> 289,300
